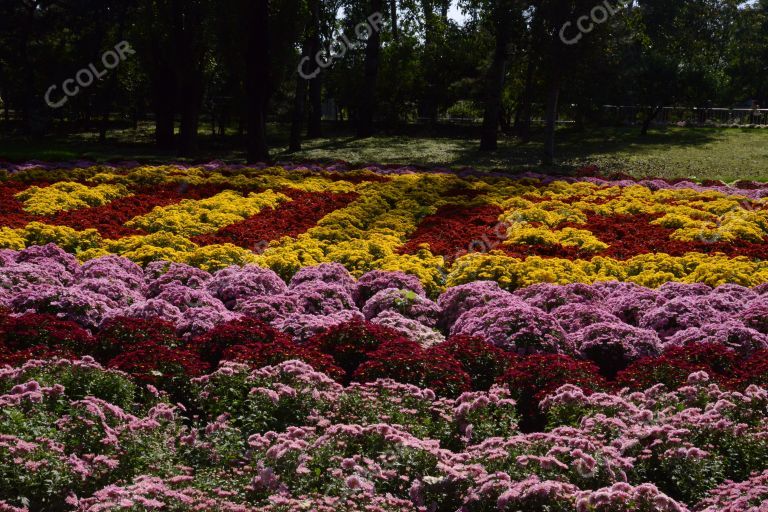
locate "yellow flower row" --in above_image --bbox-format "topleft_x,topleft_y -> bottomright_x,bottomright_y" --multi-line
491,183 -> 767,252
2,168 -> 768,292
86,165 -> 361,194
0,223 -> 256,272
447,251 -> 768,289
15,182 -> 130,215
253,174 -> 459,296
126,190 -> 290,237
1,220 -> 765,292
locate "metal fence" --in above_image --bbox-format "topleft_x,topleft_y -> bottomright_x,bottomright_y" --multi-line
602,106 -> 768,127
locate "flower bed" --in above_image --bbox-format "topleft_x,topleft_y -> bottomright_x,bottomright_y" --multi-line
0,162 -> 767,510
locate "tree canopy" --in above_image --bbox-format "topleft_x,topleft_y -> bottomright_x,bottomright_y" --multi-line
0,0 -> 763,163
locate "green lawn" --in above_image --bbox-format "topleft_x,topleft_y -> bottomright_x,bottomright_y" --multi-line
280,126 -> 768,182
1,124 -> 767,182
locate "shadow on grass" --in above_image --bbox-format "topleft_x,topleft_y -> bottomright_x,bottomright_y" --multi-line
0,123 -> 759,182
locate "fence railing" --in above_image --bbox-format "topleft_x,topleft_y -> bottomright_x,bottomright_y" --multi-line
602,106 -> 768,126
425,105 -> 768,127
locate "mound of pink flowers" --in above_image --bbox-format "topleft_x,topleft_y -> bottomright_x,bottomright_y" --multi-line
0,244 -> 766,509
0,357 -> 766,511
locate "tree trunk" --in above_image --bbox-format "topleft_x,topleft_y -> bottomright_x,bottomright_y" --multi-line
99,112 -> 109,143
422,0 -> 439,125
174,0 -> 204,157
289,45 -> 309,152
480,2 -> 513,151
306,0 -> 322,139
152,68 -> 176,149
178,98 -> 201,156
543,78 -> 561,165
641,106 -> 662,135
246,0 -> 271,162
516,59 -> 535,142
307,75 -> 322,138
357,0 -> 383,138
390,0 -> 399,41
479,51 -> 507,151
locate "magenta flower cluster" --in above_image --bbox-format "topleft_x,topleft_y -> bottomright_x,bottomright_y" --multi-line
2,245 -> 768,369
1,357 -> 765,510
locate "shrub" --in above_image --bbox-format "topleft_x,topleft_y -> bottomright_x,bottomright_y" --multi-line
205,264 -> 287,309
353,269 -> 426,306
732,349 -> 768,389
514,282 -> 605,312
307,318 -> 408,379
221,338 -> 344,381
352,340 -> 471,398
436,335 -> 514,391
0,313 -> 94,353
497,354 -> 607,430
436,280 -> 515,331
451,302 -> 573,355
742,298 -> 768,334
573,322 -> 663,378
107,342 -> 207,400
96,316 -> 181,361
552,303 -> 622,334
190,317 -> 291,367
289,262 -> 356,293
370,310 -> 445,348
362,288 -> 440,327
0,345 -> 76,367
640,296 -> 726,339
616,343 -> 739,391
665,321 -> 768,358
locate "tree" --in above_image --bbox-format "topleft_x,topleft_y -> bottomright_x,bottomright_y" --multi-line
477,0 -> 522,150
357,0 -> 384,137
628,0 -> 739,135
247,0 -> 271,162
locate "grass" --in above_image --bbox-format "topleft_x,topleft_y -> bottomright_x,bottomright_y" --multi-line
1,123 -> 767,182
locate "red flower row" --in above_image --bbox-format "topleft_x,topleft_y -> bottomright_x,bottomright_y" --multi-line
401,206 -> 768,261
2,312 -> 766,401
191,190 -> 359,249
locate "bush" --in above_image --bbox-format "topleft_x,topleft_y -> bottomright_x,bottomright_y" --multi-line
96,316 -> 181,361
190,317 -> 291,368
307,318 -> 408,379
107,342 -> 207,400
496,354 -> 607,430
436,335 -> 514,391
732,349 -> 768,389
451,302 -> 573,355
0,345 -> 76,366
573,322 -> 663,378
616,343 -> 740,391
222,338 -> 344,381
0,313 -> 94,354
352,340 -> 471,398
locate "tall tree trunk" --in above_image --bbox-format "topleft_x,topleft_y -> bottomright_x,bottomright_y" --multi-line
357,0 -> 383,138
543,77 -> 561,165
152,64 -> 176,149
307,75 -> 322,138
480,1 -> 513,151
178,94 -> 201,156
289,43 -> 310,152
422,0 -> 438,125
390,0 -> 399,40
641,105 -> 662,135
175,0 -> 204,157
99,112 -> 109,143
247,0 -> 271,162
515,57 -> 535,141
306,0 -> 322,139
479,50 -> 508,150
